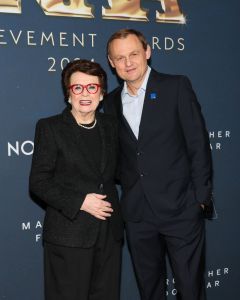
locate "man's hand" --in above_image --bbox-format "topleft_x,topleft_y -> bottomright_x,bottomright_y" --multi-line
80,193 -> 113,220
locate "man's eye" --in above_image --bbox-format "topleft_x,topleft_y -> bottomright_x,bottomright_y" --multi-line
116,57 -> 124,62
131,52 -> 138,57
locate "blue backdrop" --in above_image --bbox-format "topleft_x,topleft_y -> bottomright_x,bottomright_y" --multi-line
0,1 -> 239,299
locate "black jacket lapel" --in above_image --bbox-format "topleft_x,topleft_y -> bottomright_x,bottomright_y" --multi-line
138,69 -> 165,147
114,87 -> 138,144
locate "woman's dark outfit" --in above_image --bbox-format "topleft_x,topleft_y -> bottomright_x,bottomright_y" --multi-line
30,107 -> 123,300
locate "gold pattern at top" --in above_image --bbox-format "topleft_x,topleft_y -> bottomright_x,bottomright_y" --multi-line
36,0 -> 93,18
0,0 -> 21,14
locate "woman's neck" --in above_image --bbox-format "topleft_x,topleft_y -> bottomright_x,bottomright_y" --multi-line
71,109 -> 95,124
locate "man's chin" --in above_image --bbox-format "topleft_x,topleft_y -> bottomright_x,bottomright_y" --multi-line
125,76 -> 139,83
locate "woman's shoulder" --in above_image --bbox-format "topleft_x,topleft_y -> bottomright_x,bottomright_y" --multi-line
35,112 -> 63,129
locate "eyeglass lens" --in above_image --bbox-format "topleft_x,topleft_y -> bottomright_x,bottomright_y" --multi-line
72,84 -> 99,94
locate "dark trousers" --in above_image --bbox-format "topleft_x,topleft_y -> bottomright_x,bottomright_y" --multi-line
44,221 -> 122,300
126,200 -> 206,300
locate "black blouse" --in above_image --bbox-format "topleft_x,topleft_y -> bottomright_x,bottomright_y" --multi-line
77,120 -> 102,172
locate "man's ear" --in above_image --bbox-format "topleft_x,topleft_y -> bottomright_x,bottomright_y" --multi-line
108,55 -> 115,68
146,44 -> 151,60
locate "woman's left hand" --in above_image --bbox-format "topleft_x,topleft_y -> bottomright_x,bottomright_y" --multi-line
80,193 -> 113,220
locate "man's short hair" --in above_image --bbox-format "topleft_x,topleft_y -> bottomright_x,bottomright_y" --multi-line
107,29 -> 148,56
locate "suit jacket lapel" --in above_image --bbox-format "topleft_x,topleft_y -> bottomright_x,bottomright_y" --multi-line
122,115 -> 138,143
114,88 -> 138,144
113,71 -> 164,146
138,70 -> 164,147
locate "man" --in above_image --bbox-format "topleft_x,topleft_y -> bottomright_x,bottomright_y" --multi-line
104,29 -> 212,300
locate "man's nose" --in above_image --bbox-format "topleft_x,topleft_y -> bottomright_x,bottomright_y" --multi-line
125,56 -> 132,66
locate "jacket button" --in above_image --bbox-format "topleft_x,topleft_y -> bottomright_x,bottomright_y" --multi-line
140,173 -> 144,177
99,183 -> 104,190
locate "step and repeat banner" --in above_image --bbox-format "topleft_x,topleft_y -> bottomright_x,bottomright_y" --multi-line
0,1 -> 239,299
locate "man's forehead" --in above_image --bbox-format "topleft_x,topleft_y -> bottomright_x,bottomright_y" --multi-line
110,37 -> 144,53
112,34 -> 140,44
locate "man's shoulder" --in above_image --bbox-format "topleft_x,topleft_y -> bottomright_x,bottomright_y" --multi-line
106,84 -> 123,99
103,84 -> 123,114
149,69 -> 193,91
150,69 -> 187,82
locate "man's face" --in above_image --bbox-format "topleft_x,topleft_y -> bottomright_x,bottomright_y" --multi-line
108,34 -> 151,86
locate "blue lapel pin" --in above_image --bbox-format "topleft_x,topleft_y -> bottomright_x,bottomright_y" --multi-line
150,92 -> 157,100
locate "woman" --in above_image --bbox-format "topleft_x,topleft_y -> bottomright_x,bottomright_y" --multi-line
29,59 -> 123,300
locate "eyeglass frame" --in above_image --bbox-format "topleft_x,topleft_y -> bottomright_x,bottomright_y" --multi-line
68,83 -> 102,95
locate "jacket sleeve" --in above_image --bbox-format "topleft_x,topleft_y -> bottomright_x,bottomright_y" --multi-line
177,76 -> 213,205
29,119 -> 86,220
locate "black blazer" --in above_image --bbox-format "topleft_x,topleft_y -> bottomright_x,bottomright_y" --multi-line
29,107 -> 123,248
104,69 -> 213,221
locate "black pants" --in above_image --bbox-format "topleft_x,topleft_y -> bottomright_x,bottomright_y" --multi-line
126,201 -> 206,300
44,221 -> 122,300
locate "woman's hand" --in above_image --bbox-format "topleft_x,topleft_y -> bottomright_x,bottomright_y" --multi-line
80,193 -> 113,220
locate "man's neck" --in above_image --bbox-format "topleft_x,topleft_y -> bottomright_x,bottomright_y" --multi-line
126,66 -> 149,96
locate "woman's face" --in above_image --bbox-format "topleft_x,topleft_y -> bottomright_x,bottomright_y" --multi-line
69,71 -> 103,118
